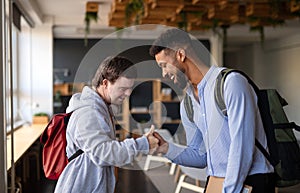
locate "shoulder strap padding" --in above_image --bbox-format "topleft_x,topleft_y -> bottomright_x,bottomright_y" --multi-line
184,94 -> 194,123
214,68 -> 261,116
214,69 -> 235,116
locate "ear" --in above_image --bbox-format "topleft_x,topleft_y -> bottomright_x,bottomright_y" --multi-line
176,48 -> 186,63
102,79 -> 108,88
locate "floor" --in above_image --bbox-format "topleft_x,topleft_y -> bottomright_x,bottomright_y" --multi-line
13,153 -> 300,193
32,168 -> 160,193
115,168 -> 160,193
20,160 -> 160,193
18,154 -> 193,193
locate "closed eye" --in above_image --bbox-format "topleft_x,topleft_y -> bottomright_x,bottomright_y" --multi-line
120,87 -> 132,92
158,62 -> 167,68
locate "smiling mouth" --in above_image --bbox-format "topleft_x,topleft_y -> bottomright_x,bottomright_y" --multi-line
170,75 -> 175,80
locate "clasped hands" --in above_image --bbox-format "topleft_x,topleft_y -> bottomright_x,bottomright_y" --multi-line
144,125 -> 169,155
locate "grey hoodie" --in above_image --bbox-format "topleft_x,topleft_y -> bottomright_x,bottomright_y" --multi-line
54,86 -> 149,193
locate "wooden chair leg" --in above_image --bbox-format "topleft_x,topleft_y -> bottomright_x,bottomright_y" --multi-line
195,179 -> 200,187
174,166 -> 181,183
169,163 -> 176,175
175,174 -> 186,193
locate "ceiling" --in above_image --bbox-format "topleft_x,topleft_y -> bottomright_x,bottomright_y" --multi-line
19,0 -> 300,47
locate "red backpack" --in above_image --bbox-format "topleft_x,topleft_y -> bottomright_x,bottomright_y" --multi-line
40,112 -> 83,180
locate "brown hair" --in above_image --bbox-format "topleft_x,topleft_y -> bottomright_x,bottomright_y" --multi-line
92,56 -> 137,88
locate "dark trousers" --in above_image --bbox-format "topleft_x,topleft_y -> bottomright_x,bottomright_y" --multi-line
244,173 -> 276,193
204,173 -> 276,193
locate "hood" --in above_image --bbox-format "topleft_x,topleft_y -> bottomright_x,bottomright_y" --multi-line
66,86 -> 104,113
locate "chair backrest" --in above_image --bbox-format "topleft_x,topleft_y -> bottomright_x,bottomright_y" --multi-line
179,166 -> 207,181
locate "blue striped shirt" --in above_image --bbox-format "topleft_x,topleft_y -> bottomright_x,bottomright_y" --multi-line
165,65 -> 273,193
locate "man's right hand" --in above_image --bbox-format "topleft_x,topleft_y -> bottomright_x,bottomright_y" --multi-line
144,125 -> 159,154
153,132 -> 169,154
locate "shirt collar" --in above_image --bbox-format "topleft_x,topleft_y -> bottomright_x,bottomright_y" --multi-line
186,65 -> 224,96
197,65 -> 221,90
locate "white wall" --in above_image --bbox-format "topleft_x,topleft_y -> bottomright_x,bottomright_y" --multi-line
255,35 -> 300,139
31,17 -> 53,117
226,34 -> 300,139
18,23 -> 32,122
254,34 -> 300,124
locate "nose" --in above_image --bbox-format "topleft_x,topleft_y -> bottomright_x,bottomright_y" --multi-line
162,68 -> 167,78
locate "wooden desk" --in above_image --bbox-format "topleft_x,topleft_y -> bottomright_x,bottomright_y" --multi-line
7,124 -> 46,170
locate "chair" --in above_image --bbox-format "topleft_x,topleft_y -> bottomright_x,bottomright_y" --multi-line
143,128 -> 176,173
175,166 -> 207,193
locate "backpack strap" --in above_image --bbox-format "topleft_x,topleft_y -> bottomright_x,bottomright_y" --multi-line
184,68 -> 256,121
254,139 -> 277,166
214,68 -> 261,116
65,111 -> 84,162
274,122 -> 300,132
184,93 -> 195,123
64,112 -> 73,125
214,69 -> 235,116
68,149 -> 84,162
184,68 -> 247,122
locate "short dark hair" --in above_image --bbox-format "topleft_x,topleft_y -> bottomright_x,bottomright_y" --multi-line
149,28 -> 193,57
92,56 -> 137,88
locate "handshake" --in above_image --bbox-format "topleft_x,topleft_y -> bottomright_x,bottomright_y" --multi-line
144,125 -> 169,155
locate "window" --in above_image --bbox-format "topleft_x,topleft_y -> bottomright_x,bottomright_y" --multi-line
6,16 -> 32,133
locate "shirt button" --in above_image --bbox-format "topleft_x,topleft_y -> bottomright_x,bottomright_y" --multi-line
202,114 -> 205,117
